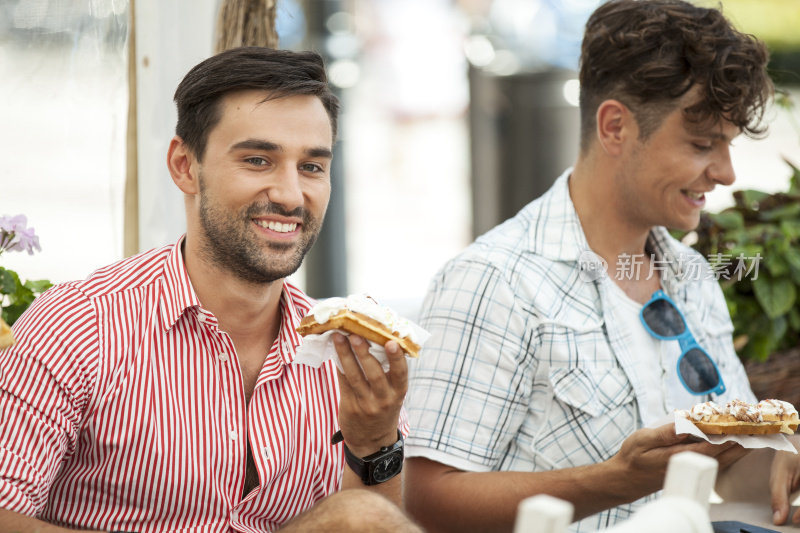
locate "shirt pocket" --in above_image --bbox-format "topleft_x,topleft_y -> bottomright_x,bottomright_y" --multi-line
549,365 -> 635,417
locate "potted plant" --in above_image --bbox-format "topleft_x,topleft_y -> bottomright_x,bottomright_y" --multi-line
0,214 -> 52,348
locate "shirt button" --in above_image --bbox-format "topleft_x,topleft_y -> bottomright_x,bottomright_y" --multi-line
217,353 -> 229,362
198,315 -> 207,324
229,429 -> 238,441
231,508 -> 239,522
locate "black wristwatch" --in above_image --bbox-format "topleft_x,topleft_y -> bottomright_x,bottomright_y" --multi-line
332,429 -> 404,485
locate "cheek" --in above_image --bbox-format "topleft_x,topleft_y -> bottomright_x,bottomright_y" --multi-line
304,182 -> 331,210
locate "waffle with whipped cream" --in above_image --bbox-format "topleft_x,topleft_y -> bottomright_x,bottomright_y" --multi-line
680,399 -> 798,435
296,294 -> 422,358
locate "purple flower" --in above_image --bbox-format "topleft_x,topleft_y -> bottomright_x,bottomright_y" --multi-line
0,214 -> 42,255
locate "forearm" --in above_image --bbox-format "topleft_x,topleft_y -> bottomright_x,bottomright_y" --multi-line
341,468 -> 403,507
405,458 -> 643,533
0,509 -> 100,533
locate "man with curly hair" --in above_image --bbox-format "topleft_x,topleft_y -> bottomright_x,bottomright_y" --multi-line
404,1 -> 793,531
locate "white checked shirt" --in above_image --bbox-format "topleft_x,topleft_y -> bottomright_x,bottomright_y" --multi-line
405,169 -> 755,532
0,237 -> 408,532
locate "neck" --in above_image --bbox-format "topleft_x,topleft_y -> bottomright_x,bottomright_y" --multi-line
182,236 -> 284,340
569,154 -> 652,268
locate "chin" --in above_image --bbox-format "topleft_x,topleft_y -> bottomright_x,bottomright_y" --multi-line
667,217 -> 700,233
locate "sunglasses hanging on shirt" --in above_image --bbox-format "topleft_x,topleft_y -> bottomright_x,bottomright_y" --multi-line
639,290 -> 726,396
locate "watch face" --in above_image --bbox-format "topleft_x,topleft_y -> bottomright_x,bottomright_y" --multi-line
371,450 -> 403,483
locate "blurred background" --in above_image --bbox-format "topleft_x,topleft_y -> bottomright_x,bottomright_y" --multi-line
1,0 -> 799,319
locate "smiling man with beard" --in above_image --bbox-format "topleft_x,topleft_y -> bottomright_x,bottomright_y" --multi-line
0,47 -> 421,533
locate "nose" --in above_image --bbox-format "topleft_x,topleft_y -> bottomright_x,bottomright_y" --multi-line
266,166 -> 304,212
707,146 -> 736,186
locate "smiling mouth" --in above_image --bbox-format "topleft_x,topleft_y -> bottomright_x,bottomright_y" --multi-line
684,191 -> 705,201
254,220 -> 298,233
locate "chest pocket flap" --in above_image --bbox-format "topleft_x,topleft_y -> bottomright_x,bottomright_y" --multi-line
549,366 -> 635,418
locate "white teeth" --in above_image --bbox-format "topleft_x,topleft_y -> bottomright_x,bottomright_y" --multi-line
255,220 -> 297,233
685,191 -> 704,200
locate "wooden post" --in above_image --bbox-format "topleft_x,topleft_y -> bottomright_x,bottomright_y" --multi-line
215,0 -> 278,52
124,0 -> 139,257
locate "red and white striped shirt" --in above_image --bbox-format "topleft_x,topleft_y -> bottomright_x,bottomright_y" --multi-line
0,238 -> 402,532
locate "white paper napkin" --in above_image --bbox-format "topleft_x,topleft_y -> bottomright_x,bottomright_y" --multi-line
674,411 -> 798,453
294,323 -> 431,373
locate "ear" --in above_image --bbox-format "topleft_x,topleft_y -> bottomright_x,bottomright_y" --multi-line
167,136 -> 200,195
595,99 -> 637,157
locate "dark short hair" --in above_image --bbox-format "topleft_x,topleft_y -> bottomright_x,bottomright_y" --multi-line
578,0 -> 772,152
174,46 -> 340,160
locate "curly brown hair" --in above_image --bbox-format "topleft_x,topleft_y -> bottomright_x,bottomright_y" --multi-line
578,0 -> 773,153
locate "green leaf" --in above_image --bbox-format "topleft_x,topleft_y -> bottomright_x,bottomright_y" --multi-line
739,315 -> 785,361
779,219 -> 800,240
0,267 -> 52,326
24,278 -> 52,294
784,248 -> 800,283
790,307 -> 800,332
763,254 -> 789,277
743,333 -> 775,361
708,210 -> 744,230
0,267 -> 21,296
3,300 -> 30,325
786,158 -> 800,194
726,244 -> 764,259
752,276 -> 796,319
762,238 -> 793,277
744,223 -> 778,243
735,189 -> 769,210
758,202 -> 800,222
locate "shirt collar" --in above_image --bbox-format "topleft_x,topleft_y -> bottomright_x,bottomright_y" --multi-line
159,235 -> 201,332
275,282 -> 308,365
527,168 -> 593,261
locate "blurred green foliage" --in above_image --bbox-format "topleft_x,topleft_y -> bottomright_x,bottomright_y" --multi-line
685,91 -> 799,361
690,159 -> 800,360
0,267 -> 51,326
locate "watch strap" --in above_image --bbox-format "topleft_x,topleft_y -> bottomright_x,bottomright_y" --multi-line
334,429 -> 404,485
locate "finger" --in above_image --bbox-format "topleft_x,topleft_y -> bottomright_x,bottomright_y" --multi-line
671,440 -> 736,461
348,335 -> 390,387
773,505 -> 788,526
384,340 -> 408,394
714,443 -> 749,469
707,441 -> 740,457
792,505 -> 800,525
771,468 -> 791,525
647,423 -> 685,447
334,333 -> 369,397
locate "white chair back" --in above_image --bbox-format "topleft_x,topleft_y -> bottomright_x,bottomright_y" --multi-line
513,494 -> 574,533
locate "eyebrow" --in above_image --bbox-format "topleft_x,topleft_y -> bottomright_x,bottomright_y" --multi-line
230,139 -> 333,159
705,132 -> 732,142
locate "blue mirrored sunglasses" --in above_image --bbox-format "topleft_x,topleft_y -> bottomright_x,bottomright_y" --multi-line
639,290 -> 726,396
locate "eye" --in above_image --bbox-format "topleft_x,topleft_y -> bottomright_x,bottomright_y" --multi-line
245,156 -> 270,167
300,162 -> 324,173
692,142 -> 712,152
